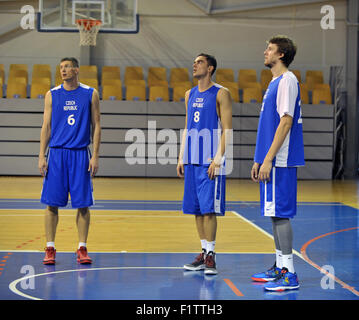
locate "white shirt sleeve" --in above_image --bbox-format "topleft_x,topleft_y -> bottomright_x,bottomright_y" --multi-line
276,73 -> 298,118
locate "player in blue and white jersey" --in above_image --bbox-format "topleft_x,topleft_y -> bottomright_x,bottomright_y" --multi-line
38,57 -> 101,265
250,36 -> 304,291
177,53 -> 232,275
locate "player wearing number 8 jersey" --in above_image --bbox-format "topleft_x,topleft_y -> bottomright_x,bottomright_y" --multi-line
39,57 -> 101,265
177,53 -> 232,275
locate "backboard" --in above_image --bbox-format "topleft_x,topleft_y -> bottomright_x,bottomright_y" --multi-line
37,0 -> 139,33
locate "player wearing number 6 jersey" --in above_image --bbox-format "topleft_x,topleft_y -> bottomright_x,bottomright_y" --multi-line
38,57 -> 101,265
177,53 -> 232,275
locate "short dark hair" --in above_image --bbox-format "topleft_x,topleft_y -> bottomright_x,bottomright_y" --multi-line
60,57 -> 79,68
268,35 -> 297,68
197,53 -> 217,76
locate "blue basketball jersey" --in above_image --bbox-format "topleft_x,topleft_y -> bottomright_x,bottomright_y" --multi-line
49,83 -> 94,149
183,83 -> 222,165
254,73 -> 305,167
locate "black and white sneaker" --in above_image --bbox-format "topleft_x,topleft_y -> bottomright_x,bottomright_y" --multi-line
204,251 -> 218,275
184,249 -> 206,271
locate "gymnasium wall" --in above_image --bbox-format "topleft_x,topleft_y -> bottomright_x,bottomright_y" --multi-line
0,0 -> 347,83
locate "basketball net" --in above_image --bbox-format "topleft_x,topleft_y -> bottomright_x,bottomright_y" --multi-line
76,19 -> 102,46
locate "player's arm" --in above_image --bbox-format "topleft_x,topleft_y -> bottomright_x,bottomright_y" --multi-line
88,89 -> 101,177
208,87 -> 233,180
176,89 -> 190,178
38,90 -> 52,176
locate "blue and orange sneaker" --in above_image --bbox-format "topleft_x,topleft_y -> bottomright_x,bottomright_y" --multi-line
251,263 -> 281,282
264,267 -> 300,291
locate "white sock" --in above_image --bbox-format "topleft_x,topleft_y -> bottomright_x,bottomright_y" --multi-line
206,240 -> 216,253
200,239 -> 207,252
46,242 -> 55,249
78,242 -> 87,249
275,249 -> 283,269
282,254 -> 295,273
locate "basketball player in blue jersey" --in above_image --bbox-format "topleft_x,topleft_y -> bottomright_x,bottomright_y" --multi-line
38,57 -> 101,265
177,53 -> 232,275
250,36 -> 304,291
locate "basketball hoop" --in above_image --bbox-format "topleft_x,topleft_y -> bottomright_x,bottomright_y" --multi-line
76,19 -> 102,46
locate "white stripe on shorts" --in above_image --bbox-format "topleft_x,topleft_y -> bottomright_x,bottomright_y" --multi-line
214,174 -> 221,214
264,167 -> 276,217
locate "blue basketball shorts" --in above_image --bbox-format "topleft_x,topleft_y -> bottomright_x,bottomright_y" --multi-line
182,164 -> 226,216
41,147 -> 94,208
259,166 -> 297,219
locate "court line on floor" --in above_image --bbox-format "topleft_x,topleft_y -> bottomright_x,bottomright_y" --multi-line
231,210 -> 359,298
300,227 -> 359,297
8,266 -> 185,301
223,279 -> 244,297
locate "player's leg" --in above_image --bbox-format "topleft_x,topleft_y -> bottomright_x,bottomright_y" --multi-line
264,167 -> 299,291
183,165 -> 207,271
76,207 -> 92,264
43,205 -> 58,265
68,148 -> 94,264
252,169 -> 282,282
198,167 -> 226,275
41,148 -> 69,265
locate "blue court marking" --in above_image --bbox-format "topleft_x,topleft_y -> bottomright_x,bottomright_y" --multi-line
0,199 -> 358,300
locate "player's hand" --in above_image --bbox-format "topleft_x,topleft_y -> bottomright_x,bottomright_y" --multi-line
38,156 -> 48,177
258,159 -> 272,182
207,161 -> 220,180
88,156 -> 99,177
251,162 -> 260,182
177,161 -> 184,178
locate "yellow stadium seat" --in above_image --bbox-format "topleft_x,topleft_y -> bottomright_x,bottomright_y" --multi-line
216,69 -> 235,83
32,77 -> 51,86
299,83 -> 309,104
102,84 -> 123,100
102,79 -> 122,87
6,82 -> 27,98
102,66 -> 120,73
126,85 -> 146,101
219,82 -> 239,103
306,75 -> 323,91
170,68 -> 189,87
313,83 -> 331,92
243,82 -> 262,90
312,89 -> 332,104
125,66 -> 144,85
7,77 -> 27,86
149,86 -> 169,102
148,67 -> 167,87
10,64 -> 27,72
80,65 -> 97,73
0,83 -> 2,98
9,69 -> 28,85
32,69 -> 51,80
33,64 -> 51,72
102,70 -> 121,84
238,73 -> 257,90
260,69 -> 272,90
148,80 -> 168,88
30,83 -> 50,99
126,79 -> 146,87
172,82 -> 192,102
192,77 -> 198,86
243,87 -> 262,103
0,64 -> 5,85
306,70 -> 323,80
80,78 -> 98,90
